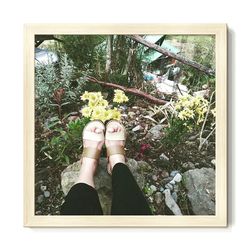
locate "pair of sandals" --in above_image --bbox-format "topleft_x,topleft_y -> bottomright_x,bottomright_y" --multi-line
82,120 -> 126,174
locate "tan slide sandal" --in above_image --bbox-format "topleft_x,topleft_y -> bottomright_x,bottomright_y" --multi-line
105,120 -> 126,174
82,120 -> 105,161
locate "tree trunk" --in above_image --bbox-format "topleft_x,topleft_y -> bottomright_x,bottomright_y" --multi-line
126,35 -> 215,76
105,35 -> 113,74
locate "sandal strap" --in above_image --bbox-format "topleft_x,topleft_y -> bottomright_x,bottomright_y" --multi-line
106,145 -> 125,157
82,147 -> 101,160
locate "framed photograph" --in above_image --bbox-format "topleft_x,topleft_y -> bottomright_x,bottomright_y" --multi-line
24,24 -> 227,227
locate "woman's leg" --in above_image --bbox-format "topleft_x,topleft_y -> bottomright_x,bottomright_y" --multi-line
60,121 -> 104,215
105,121 -> 152,215
111,163 -> 152,215
60,183 -> 103,215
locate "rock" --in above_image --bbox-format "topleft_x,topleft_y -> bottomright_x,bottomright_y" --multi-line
159,187 -> 164,192
174,183 -> 179,192
148,196 -> 154,203
159,153 -> 169,162
171,191 -> 178,202
182,162 -> 195,170
172,173 -> 182,183
188,134 -> 199,141
128,111 -> 136,118
193,89 -> 209,98
161,170 -> 169,178
183,168 -> 215,215
150,185 -> 157,193
185,141 -> 197,147
165,183 -> 173,191
169,180 -> 175,185
44,191 -> 50,198
40,185 -> 47,192
132,125 -> 142,132
61,158 -> 148,215
154,192 -> 163,205
152,175 -> 158,181
37,195 -> 44,204
170,170 -> 179,177
163,189 -> 182,215
211,159 -> 216,166
147,125 -> 165,140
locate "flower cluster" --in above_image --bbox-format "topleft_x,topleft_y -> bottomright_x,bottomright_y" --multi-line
113,89 -> 129,103
175,95 -> 209,125
80,90 -> 129,122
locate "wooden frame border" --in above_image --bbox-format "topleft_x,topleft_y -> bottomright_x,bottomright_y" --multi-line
24,24 -> 227,227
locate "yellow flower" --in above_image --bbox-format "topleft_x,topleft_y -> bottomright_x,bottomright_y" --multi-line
81,91 -> 89,101
98,99 -> 109,107
113,89 -> 129,103
110,108 -> 121,120
88,92 -> 99,103
91,106 -> 106,121
80,106 -> 92,118
103,109 -> 113,121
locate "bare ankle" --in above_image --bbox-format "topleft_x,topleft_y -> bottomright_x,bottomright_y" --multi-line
109,154 -> 125,169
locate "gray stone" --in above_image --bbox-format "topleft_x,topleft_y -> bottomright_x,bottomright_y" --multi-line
165,183 -> 173,191
172,173 -> 182,183
132,125 -> 142,132
147,125 -> 165,140
171,192 -> 178,202
44,191 -> 50,198
169,180 -> 175,185
159,153 -> 169,162
188,134 -> 199,141
211,159 -> 216,166
150,185 -> 157,193
40,185 -> 47,192
174,184 -> 179,193
183,168 -> 215,215
154,192 -> 163,205
159,187 -> 165,192
152,175 -> 158,181
163,189 -> 182,215
170,170 -> 179,177
37,195 -> 44,204
182,162 -> 195,170
128,111 -> 136,118
61,158 -> 148,215
161,170 -> 169,178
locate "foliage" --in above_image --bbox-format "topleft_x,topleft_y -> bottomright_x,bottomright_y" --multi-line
179,36 -> 216,91
80,90 -> 129,122
58,35 -> 106,70
35,53 -> 93,121
40,117 -> 90,166
163,94 -> 215,148
175,95 -> 209,126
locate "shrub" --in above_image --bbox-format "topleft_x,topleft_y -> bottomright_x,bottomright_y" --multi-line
39,117 -> 90,166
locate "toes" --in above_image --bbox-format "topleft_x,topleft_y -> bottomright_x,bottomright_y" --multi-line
95,128 -> 102,134
108,127 -> 115,133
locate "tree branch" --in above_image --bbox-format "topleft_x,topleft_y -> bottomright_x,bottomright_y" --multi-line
86,76 -> 167,105
126,35 -> 215,76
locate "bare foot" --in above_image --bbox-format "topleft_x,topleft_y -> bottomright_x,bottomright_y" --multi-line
77,121 -> 104,187
105,121 -> 125,173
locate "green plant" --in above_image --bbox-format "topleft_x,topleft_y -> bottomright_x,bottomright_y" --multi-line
162,94 -> 215,148
40,117 -> 90,166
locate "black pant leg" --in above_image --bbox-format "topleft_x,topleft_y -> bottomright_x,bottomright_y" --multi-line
60,183 -> 103,215
111,163 -> 152,215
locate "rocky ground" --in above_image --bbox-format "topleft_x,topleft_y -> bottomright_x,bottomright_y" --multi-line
35,102 -> 216,216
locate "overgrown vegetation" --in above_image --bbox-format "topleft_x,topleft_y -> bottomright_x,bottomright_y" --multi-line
35,34 -> 216,215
